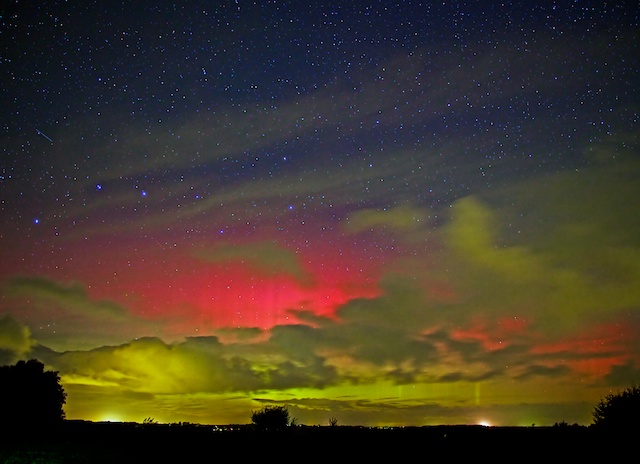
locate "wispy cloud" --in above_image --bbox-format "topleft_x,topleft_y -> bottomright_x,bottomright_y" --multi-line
194,240 -> 312,285
3,276 -> 130,320
345,205 -> 430,234
1,276 -> 148,351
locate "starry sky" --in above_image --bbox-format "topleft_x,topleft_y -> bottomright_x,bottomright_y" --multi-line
1,1 -> 639,426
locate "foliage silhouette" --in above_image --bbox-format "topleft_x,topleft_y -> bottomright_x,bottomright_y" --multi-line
592,384 -> 640,430
251,405 -> 290,431
0,359 -> 66,428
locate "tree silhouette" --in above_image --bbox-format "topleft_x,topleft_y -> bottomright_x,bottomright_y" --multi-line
0,359 -> 66,428
592,385 -> 640,430
251,405 -> 290,431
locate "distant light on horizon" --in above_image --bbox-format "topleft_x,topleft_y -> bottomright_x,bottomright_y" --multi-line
97,412 -> 129,423
100,417 -> 122,423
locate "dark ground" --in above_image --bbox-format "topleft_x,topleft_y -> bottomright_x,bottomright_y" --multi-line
0,420 -> 631,462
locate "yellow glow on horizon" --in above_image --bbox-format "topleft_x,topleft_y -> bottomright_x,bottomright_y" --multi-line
99,414 -> 124,423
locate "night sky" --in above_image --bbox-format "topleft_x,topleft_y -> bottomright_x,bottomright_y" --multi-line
1,1 -> 639,426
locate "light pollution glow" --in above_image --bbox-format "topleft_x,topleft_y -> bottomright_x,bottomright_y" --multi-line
1,2 -> 639,427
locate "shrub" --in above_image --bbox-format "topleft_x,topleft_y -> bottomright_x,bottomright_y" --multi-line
251,405 -> 290,431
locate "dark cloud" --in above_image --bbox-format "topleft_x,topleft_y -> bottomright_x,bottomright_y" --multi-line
195,240 -> 312,284
0,315 -> 35,365
438,369 -> 504,383
345,205 -> 430,234
514,364 -> 572,380
3,276 -> 129,320
603,361 -> 640,388
0,276 -> 150,351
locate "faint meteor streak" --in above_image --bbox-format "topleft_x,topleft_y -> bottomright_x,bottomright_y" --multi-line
36,128 -> 53,143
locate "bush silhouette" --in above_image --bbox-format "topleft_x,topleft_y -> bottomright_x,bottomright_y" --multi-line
251,405 -> 290,431
0,359 -> 66,428
592,385 -> 640,430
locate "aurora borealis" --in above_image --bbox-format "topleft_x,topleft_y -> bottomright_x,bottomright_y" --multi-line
1,1 -> 639,426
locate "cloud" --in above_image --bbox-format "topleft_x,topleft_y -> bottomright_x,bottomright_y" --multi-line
194,240 -> 312,284
437,369 -> 503,383
345,205 -> 430,234
263,280 -> 544,387
3,276 -> 129,320
232,156 -> 640,390
0,315 -> 35,364
25,156 -> 640,390
45,334 -> 337,396
7,156 -> 639,425
443,195 -> 548,284
435,157 -> 640,333
603,361 -> 640,387
0,276 -> 151,351
514,364 -> 572,381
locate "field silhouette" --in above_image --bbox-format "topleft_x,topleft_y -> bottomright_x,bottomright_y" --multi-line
0,420 -> 632,462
